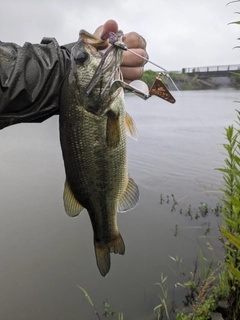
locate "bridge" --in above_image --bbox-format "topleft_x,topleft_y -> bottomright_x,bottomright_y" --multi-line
182,64 -> 240,78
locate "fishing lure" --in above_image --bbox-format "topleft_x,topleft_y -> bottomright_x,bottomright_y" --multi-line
103,30 -> 178,104
85,30 -> 177,104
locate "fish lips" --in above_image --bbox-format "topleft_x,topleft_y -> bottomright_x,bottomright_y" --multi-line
79,29 -> 109,51
71,30 -> 111,66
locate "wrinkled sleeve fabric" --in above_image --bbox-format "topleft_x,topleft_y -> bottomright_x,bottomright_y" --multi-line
0,38 -> 73,129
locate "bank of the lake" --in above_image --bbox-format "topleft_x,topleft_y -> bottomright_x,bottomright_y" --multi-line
141,69 -> 240,91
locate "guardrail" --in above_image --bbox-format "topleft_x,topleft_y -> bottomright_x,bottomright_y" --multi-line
182,65 -> 240,74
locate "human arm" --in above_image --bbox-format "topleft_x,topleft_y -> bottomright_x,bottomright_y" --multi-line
0,20 -> 148,129
0,38 -> 70,129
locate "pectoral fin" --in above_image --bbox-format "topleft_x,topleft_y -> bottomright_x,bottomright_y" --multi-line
118,176 -> 139,212
106,111 -> 120,149
63,180 -> 84,217
125,112 -> 138,140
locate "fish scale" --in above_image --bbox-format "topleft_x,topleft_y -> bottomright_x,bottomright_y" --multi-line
59,30 -> 139,276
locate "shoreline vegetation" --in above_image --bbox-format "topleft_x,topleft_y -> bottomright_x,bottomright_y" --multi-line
141,69 -> 240,91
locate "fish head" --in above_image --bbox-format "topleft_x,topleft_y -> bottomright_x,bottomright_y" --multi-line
69,30 -> 123,113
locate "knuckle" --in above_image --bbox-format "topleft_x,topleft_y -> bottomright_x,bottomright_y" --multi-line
136,67 -> 145,79
123,32 -> 147,50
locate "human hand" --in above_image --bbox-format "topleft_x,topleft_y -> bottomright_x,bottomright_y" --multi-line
94,20 -> 148,83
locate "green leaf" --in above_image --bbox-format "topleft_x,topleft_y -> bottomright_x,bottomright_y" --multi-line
226,125 -> 234,140
226,246 -> 237,256
229,21 -> 240,25
221,228 -> 240,249
162,299 -> 170,319
118,312 -> 124,320
77,286 -> 94,307
226,262 -> 240,280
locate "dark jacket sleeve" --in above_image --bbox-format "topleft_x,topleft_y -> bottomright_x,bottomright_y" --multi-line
0,38 -> 74,129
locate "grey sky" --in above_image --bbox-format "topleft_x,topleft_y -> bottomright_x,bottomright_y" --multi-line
1,0 -> 239,71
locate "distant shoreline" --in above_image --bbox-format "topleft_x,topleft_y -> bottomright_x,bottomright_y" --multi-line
141,70 -> 240,91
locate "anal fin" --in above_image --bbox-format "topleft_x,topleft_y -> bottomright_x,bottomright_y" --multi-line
118,176 -> 139,212
63,180 -> 84,217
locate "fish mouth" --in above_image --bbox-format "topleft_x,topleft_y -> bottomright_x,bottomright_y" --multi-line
85,46 -> 118,96
79,30 -> 109,51
79,30 -> 123,96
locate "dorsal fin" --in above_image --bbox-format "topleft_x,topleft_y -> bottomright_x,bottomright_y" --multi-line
118,176 -> 139,212
125,112 -> 138,140
63,180 -> 84,217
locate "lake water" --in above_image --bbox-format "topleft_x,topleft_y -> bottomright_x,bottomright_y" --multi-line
0,89 -> 239,319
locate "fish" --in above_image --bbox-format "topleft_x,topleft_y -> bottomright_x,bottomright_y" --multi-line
59,30 -> 139,277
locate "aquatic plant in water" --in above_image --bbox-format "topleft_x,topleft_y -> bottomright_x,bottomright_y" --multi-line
78,286 -> 124,319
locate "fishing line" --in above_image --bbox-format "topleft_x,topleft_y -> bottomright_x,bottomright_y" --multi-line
103,31 -> 222,154
113,41 -> 180,92
86,38 -> 123,96
164,87 -> 225,197
85,45 -> 116,95
126,48 -> 180,92
180,91 -> 224,155
102,31 -> 179,91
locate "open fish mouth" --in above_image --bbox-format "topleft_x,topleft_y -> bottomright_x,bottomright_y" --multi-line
83,31 -> 123,96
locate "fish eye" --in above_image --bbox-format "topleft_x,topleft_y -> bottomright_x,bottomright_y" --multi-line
75,51 -> 89,64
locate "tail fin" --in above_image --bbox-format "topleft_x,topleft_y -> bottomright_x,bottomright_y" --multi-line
94,233 -> 125,277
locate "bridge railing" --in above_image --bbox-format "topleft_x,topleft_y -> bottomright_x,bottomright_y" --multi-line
182,64 -> 240,73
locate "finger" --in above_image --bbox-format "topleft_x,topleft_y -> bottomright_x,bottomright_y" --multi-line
122,49 -> 148,67
121,66 -> 144,81
101,20 -> 118,37
93,25 -> 103,38
94,20 -> 118,38
122,79 -> 132,84
123,32 -> 147,50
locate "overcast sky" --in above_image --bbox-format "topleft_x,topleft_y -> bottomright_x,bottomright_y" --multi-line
1,0 -> 240,71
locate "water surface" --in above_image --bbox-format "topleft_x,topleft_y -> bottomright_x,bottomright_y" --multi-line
0,89 -> 238,319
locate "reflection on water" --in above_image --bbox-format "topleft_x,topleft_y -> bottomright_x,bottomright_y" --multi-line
0,89 -> 238,319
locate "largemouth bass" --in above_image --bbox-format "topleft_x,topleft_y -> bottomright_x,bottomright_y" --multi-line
59,30 -> 139,277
